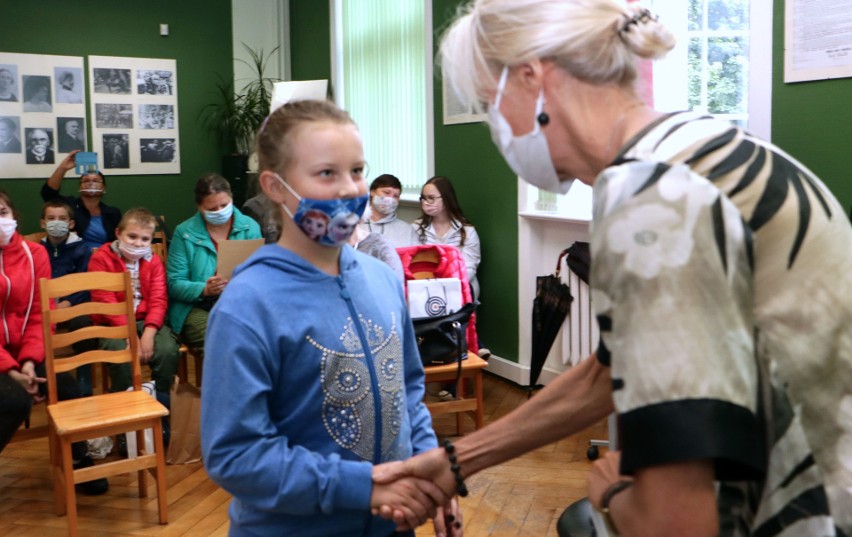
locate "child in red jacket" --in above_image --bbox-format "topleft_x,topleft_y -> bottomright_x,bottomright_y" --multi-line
88,207 -> 179,395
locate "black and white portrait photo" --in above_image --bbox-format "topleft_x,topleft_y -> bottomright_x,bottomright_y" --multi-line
57,117 -> 85,152
95,103 -> 133,129
137,70 -> 174,95
22,75 -> 52,113
140,138 -> 176,163
138,104 -> 175,129
103,133 -> 129,169
0,65 -> 18,102
93,68 -> 131,94
0,117 -> 22,153
54,67 -> 83,103
25,127 -> 55,164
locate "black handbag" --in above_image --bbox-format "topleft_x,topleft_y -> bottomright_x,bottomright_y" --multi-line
413,302 -> 478,367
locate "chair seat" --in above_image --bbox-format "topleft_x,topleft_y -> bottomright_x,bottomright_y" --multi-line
48,391 -> 169,437
556,497 -> 596,537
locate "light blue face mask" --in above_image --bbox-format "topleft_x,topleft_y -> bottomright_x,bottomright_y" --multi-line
203,202 -> 234,226
274,173 -> 368,248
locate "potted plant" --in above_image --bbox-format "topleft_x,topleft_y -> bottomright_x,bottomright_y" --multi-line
199,44 -> 280,205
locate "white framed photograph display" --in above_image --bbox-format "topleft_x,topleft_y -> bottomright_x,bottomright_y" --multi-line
0,52 -> 86,179
88,55 -> 179,175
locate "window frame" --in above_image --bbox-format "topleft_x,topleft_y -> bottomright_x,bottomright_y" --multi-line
330,0 -> 434,201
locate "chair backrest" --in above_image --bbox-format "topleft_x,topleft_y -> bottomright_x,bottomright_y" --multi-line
39,271 -> 140,404
152,215 -> 168,261
23,231 -> 47,243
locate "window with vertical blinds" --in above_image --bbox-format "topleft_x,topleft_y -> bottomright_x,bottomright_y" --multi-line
334,0 -> 432,195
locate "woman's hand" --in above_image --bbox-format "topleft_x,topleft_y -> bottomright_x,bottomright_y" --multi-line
58,150 -> 80,173
588,451 -> 629,510
203,275 -> 229,297
139,327 -> 157,364
9,361 -> 47,402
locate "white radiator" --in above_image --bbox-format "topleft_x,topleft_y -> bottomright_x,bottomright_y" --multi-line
562,270 -> 599,367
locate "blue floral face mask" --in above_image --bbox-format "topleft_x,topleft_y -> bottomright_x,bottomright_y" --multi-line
274,173 -> 368,248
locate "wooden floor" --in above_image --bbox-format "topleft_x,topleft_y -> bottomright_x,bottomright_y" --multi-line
0,372 -> 607,536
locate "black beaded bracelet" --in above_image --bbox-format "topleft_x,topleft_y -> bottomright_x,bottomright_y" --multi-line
443,439 -> 468,497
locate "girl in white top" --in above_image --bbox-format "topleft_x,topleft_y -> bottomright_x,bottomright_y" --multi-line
412,176 -> 481,299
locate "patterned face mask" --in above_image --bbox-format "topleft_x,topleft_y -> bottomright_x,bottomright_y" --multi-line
371,195 -> 399,216
274,173 -> 368,248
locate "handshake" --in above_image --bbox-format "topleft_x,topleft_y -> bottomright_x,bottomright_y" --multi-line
370,442 -> 465,536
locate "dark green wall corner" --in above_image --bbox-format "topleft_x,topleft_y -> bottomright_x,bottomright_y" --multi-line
0,0 -> 233,232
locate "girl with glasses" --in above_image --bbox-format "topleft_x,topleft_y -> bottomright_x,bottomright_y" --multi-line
413,176 -> 481,299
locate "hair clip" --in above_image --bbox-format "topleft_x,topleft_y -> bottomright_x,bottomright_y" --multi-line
619,8 -> 657,34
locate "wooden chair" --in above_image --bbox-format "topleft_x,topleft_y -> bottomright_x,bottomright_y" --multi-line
23,230 -> 47,243
40,271 -> 169,536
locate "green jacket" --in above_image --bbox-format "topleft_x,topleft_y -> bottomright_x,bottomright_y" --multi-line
166,209 -> 262,334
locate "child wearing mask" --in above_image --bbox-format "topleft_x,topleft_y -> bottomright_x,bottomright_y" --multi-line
200,100 -> 460,536
88,208 -> 179,396
360,174 -> 418,248
39,200 -> 96,395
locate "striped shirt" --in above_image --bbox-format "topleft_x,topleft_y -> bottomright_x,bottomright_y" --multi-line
592,111 -> 851,536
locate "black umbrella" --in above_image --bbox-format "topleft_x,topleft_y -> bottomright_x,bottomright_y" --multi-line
530,248 -> 574,389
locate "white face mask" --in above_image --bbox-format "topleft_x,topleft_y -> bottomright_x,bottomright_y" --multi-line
371,195 -> 399,216
0,216 -> 16,246
45,220 -> 70,238
487,66 -> 574,195
118,241 -> 151,261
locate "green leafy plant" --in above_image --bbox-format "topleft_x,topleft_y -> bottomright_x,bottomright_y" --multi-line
199,44 -> 280,155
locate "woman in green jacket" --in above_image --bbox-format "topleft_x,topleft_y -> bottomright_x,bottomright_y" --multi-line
167,174 -> 262,351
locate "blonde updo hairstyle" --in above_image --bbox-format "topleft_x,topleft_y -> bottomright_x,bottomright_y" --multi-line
439,0 -> 676,110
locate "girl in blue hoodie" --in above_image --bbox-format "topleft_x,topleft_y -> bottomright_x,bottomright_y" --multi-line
200,100 -> 460,537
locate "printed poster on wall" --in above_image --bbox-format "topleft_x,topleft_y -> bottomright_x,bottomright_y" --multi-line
0,52 -> 86,179
88,55 -> 180,175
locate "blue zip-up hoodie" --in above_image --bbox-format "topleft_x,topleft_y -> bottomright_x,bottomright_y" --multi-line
201,244 -> 437,537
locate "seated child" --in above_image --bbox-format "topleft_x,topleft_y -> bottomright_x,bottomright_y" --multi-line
88,207 -> 179,396
39,200 -> 95,395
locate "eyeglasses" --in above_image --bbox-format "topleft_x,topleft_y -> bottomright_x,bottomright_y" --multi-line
419,195 -> 442,204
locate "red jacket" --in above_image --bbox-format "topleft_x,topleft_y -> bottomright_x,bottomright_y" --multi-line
88,243 -> 168,329
0,233 -> 51,374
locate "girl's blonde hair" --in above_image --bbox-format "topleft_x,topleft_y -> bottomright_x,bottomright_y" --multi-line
255,99 -> 355,175
439,0 -> 675,111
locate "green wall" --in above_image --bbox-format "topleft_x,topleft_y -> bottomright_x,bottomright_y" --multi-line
431,1 -> 519,363
771,2 -> 852,213
289,0 -> 521,361
0,0 -> 233,232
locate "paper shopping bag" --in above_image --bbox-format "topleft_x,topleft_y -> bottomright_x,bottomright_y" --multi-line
166,376 -> 202,464
408,278 -> 462,319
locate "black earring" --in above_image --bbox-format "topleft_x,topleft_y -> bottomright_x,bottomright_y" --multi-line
537,112 -> 549,126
